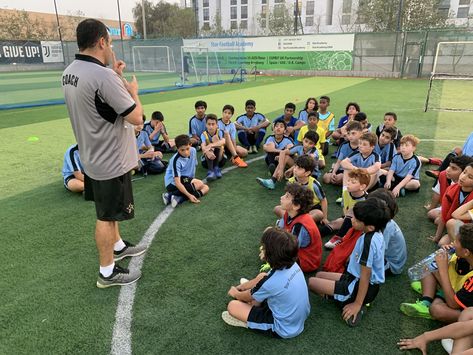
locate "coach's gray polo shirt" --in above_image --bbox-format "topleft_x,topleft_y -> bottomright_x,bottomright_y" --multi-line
62,54 -> 138,180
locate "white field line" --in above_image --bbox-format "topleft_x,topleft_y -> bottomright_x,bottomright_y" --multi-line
110,155 -> 265,355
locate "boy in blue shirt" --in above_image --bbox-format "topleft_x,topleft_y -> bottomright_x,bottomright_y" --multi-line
188,100 -> 207,147
62,144 -> 84,193
323,120 -> 363,186
283,130 -> 320,179
235,99 -> 269,154
143,111 -> 175,153
341,132 -> 381,189
256,120 -> 294,190
273,102 -> 304,139
375,126 -> 397,170
163,135 -> 209,207
200,114 -> 226,181
375,112 -> 403,149
383,134 -> 421,197
218,104 -> 248,168
135,117 -> 166,175
309,198 -> 391,326
222,227 -> 310,339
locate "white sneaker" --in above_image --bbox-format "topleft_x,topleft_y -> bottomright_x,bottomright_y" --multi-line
324,236 -> 342,249
221,311 -> 247,328
441,338 -> 453,354
240,278 -> 249,285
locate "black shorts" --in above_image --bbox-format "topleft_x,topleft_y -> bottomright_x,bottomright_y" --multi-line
247,301 -> 281,338
334,273 -> 380,306
84,172 -> 134,222
166,176 -> 201,199
391,174 -> 420,192
64,174 -> 75,190
200,153 -> 227,168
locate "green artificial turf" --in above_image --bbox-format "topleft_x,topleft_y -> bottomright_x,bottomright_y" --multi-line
1,75 -> 472,354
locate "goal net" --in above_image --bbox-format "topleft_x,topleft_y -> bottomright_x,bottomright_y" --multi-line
180,46 -> 222,84
132,46 -> 176,72
425,41 -> 473,112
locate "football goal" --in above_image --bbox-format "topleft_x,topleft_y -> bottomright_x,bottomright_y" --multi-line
132,46 -> 176,72
180,46 -> 222,84
424,41 -> 473,112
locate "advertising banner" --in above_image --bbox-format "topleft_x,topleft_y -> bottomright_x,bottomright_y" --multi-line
0,40 -> 64,64
183,34 -> 355,71
41,41 -> 64,63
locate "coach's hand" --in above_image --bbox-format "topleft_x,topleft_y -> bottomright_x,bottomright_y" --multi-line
112,52 -> 126,76
123,76 -> 139,97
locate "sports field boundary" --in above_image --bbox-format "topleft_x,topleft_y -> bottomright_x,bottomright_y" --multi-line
110,155 -> 264,355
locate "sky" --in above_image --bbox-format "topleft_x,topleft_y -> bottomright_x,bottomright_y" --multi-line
0,0 -> 179,22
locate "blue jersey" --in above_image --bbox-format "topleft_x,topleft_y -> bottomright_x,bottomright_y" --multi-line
383,220 -> 407,274
250,263 -> 310,339
236,112 -> 266,132
62,144 -> 83,182
336,141 -> 359,161
334,231 -> 385,303
463,132 -> 473,156
188,115 -> 206,138
217,119 -> 237,141
143,122 -> 166,143
164,147 -> 197,187
389,153 -> 421,180
297,110 -> 309,124
200,129 -> 224,145
264,135 -> 294,151
337,115 -> 349,129
136,131 -> 152,154
347,150 -> 380,169
289,145 -> 318,160
273,114 -> 299,127
374,142 -> 396,164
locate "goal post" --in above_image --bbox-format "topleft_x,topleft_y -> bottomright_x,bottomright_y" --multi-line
132,46 -> 176,72
425,41 -> 473,112
180,46 -> 223,84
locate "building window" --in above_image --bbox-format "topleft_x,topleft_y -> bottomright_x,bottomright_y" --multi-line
305,17 -> 314,26
240,20 -> 248,29
241,0 -> 248,4
459,0 -> 470,5
202,22 -> 210,30
457,6 -> 469,17
241,5 -> 248,19
203,8 -> 209,21
306,1 -> 315,15
231,0 -> 237,5
262,0 -> 267,3
274,0 -> 284,3
342,0 -> 352,13
342,14 -> 351,24
203,0 -> 209,7
231,6 -> 237,19
231,20 -> 238,29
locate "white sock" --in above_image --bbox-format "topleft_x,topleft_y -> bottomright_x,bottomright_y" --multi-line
114,239 -> 126,252
100,263 -> 115,277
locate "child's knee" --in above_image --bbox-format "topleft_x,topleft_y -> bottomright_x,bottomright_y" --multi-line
459,307 -> 473,321
322,173 -> 331,184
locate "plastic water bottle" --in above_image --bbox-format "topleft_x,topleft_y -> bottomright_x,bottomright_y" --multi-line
408,248 -> 455,281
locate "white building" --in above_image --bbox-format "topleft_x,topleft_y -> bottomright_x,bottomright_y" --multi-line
184,0 -> 472,35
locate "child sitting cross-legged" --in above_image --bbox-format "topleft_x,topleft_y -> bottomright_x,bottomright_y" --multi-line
274,155 -> 328,225
222,227 -> 310,339
200,114 -> 226,181
322,168 -> 370,249
400,223 -> 473,323
375,126 -> 397,171
143,111 -> 175,153
309,198 -> 391,326
274,182 -> 323,272
296,111 -> 327,169
162,135 -> 209,208
218,104 -> 248,168
283,130 -> 320,179
134,116 -> 166,175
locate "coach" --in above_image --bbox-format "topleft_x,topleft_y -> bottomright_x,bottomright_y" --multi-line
62,19 -> 146,288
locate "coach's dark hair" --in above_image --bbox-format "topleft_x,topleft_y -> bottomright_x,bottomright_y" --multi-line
451,155 -> 473,171
345,102 -> 360,114
303,130 -> 319,145
222,104 -> 234,115
353,198 -> 391,231
295,155 -> 316,175
459,224 -> 473,253
151,111 -> 164,121
76,19 -> 109,51
285,183 -> 314,214
175,134 -> 190,148
206,113 -> 218,123
195,100 -> 207,109
304,97 -> 318,111
308,111 -> 319,120
285,102 -> 296,111
245,99 -> 256,107
368,188 -> 398,219
261,227 -> 298,270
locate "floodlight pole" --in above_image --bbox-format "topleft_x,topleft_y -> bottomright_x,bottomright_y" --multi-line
392,0 -> 404,73
53,0 -> 65,65
142,0 -> 147,39
116,0 -> 126,60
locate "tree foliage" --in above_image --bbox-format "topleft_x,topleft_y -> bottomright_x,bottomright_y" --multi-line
358,0 -> 449,31
133,0 -> 197,38
258,5 -> 294,36
0,10 -> 49,40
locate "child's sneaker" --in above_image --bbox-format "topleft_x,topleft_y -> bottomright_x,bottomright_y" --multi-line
441,338 -> 453,354
429,157 -> 443,166
252,145 -> 258,153
221,311 -> 248,328
214,167 -> 222,179
232,156 -> 248,168
240,278 -> 249,285
171,195 -> 186,208
256,177 -> 275,190
325,236 -> 342,249
260,262 -> 271,272
400,300 -> 432,319
346,306 -> 366,327
162,192 -> 171,205
399,188 -> 406,197
207,170 -> 217,182
410,281 -> 422,295
425,170 -> 440,178
335,197 -> 343,204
